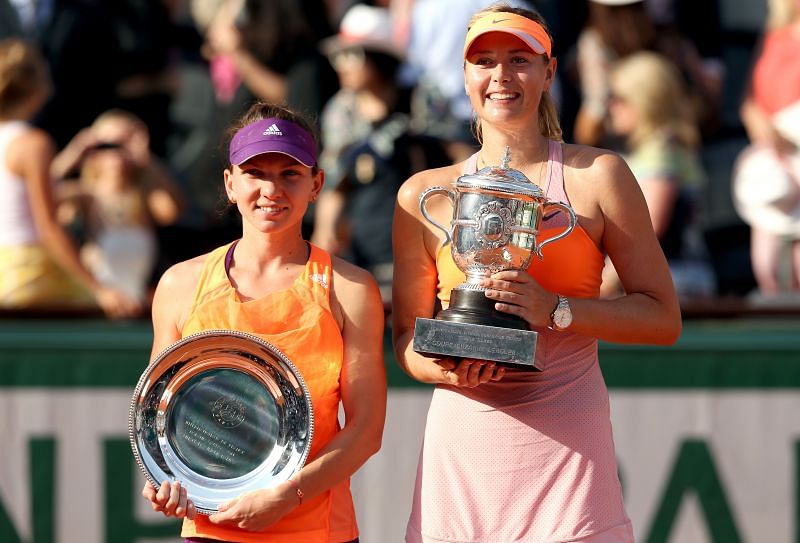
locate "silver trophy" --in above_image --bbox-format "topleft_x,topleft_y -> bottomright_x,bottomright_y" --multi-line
129,330 -> 313,514
413,148 -> 576,369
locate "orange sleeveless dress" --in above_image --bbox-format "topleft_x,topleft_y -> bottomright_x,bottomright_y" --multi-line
180,242 -> 358,543
407,141 -> 634,543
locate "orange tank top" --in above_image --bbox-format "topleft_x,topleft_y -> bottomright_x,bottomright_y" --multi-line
180,242 -> 357,543
436,140 -> 604,302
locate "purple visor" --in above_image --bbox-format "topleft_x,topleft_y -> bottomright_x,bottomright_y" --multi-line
229,118 -> 317,167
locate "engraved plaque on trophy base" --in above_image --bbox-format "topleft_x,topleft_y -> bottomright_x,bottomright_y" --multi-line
413,318 -> 541,370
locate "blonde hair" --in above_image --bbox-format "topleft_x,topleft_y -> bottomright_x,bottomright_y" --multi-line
0,38 -> 51,118
610,52 -> 699,149
467,3 -> 562,142
92,108 -> 148,133
767,0 -> 797,29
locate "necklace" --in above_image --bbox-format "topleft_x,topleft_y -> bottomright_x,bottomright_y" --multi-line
478,143 -> 550,190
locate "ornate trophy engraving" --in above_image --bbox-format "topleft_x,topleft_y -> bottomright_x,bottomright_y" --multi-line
129,330 -> 313,514
413,148 -> 576,369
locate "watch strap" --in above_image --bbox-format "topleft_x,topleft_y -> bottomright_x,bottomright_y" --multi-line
548,294 -> 570,331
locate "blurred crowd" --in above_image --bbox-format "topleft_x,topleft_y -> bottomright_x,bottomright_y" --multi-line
1,0 -> 798,319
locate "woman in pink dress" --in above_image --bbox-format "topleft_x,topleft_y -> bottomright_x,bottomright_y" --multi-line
392,4 -> 681,542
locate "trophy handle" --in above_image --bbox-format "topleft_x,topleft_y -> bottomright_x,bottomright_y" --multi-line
533,202 -> 577,258
419,186 -> 455,245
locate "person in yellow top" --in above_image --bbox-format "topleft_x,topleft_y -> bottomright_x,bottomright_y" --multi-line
141,101 -> 387,543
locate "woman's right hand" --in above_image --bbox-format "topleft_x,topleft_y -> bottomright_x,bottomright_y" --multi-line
50,127 -> 99,181
206,0 -> 245,56
436,358 -> 505,387
93,285 -> 142,319
142,480 -> 196,519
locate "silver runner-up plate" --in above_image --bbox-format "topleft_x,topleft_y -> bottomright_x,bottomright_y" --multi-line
129,330 -> 313,514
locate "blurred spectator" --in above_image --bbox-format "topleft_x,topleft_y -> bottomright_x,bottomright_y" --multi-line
165,0 -> 240,232
399,0 -> 535,161
0,38 -> 140,317
1,0 -> 182,154
572,0 -> 723,147
316,4 -> 409,185
204,0 -> 338,118
312,4 -> 450,305
105,0 -> 181,157
24,1 -> 120,149
732,0 -> 800,296
644,0 -> 724,62
54,110 -> 184,303
601,51 -> 715,299
3,1 -> 179,153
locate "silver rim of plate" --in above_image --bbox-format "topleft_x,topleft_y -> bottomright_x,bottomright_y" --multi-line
128,329 -> 314,514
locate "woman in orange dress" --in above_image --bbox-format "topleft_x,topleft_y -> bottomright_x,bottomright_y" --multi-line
141,101 -> 386,543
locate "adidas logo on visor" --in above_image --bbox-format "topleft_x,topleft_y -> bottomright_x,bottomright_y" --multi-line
262,123 -> 283,136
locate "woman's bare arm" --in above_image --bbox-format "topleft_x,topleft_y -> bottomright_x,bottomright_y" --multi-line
288,259 -> 387,499
482,149 -> 681,345
391,169 -> 491,384
11,128 -> 140,317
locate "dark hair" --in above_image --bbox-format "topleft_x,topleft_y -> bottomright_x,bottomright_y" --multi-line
589,2 -> 656,57
224,101 -> 320,173
364,50 -> 402,83
238,0 -> 331,72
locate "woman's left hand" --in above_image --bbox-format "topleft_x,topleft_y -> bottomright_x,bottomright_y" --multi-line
437,357 -> 505,387
482,270 -> 557,329
208,484 -> 298,532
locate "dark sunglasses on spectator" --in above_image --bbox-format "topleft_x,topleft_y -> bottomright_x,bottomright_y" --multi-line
93,142 -> 123,151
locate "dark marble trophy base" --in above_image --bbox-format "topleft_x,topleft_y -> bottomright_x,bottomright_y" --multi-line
413,288 -> 541,370
438,289 -> 529,329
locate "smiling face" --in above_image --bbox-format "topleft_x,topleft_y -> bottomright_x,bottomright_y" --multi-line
464,32 -> 555,132
224,153 -> 323,237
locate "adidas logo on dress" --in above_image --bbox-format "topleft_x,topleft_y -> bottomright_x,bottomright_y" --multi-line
262,123 -> 283,136
309,273 -> 329,288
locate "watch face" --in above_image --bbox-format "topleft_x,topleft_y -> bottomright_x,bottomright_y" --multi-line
554,300 -> 572,329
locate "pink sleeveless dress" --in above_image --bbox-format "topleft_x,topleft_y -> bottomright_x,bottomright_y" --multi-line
406,141 -> 635,543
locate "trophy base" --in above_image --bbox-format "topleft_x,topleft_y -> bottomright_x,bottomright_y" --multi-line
437,288 -> 530,329
413,318 -> 540,370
